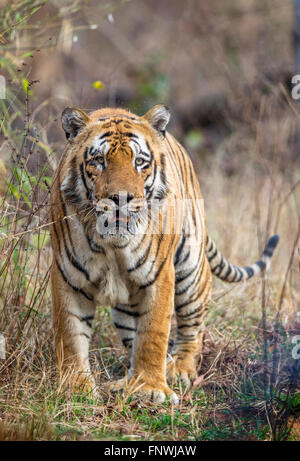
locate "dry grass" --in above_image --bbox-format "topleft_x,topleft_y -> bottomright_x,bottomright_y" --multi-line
0,0 -> 300,441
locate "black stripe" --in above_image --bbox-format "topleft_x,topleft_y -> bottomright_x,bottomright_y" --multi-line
175,269 -> 199,296
175,261 -> 198,283
86,235 -> 105,253
256,260 -> 266,271
138,234 -> 165,288
159,152 -> 168,190
180,246 -> 206,297
231,267 -> 238,282
206,238 -> 214,252
145,162 -> 157,198
244,266 -> 254,278
166,136 -> 184,196
82,315 -> 94,326
122,338 -> 134,347
222,263 -> 232,280
59,188 -> 76,255
113,306 -> 140,317
62,156 -> 82,205
177,305 -> 202,319
236,268 -> 244,282
180,311 -> 204,321
139,235 -> 175,289
74,332 -> 90,339
175,296 -> 196,312
67,311 -> 94,328
178,322 -> 200,329
128,237 -> 153,272
132,231 -> 149,253
173,140 -> 185,183
114,322 -> 136,331
174,234 -> 186,266
113,241 -> 130,249
177,332 -> 197,339
142,234 -> 164,277
208,249 -> 218,262
180,250 -> 190,265
80,162 -> 90,199
175,348 -> 193,354
99,131 -> 114,139
122,132 -> 138,138
116,114 -> 138,121
211,255 -> 225,275
55,258 -> 94,301
59,218 -> 90,282
175,248 -> 202,284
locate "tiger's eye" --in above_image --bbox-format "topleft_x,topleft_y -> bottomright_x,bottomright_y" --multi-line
135,158 -> 144,166
98,156 -> 105,164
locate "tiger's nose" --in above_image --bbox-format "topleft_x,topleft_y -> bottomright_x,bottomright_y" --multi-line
108,193 -> 134,206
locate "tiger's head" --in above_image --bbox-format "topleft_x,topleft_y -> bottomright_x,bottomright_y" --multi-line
60,105 -> 170,242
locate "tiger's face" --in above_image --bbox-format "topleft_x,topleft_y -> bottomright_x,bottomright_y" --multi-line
61,105 -> 170,242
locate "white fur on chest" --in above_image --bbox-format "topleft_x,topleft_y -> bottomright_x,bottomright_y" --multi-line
94,247 -> 130,306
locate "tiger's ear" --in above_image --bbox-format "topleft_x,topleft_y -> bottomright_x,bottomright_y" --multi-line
61,107 -> 90,140
143,104 -> 170,136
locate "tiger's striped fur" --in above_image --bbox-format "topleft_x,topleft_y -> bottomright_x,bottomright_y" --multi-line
50,105 -> 279,403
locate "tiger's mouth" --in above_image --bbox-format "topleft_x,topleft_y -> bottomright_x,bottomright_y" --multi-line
96,209 -> 136,238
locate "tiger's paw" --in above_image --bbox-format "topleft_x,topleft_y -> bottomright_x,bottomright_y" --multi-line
111,375 -> 179,404
167,356 -> 197,388
128,382 -> 179,405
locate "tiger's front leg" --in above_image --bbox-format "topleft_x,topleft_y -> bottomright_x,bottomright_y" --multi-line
107,303 -> 137,392
114,266 -> 178,404
51,261 -> 96,394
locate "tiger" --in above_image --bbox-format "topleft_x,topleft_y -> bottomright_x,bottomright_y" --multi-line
50,104 -> 279,404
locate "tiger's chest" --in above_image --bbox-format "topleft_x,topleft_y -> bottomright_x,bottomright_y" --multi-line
83,241 -> 156,306
84,248 -> 131,306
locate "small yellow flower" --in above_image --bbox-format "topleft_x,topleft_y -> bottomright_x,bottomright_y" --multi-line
93,80 -> 104,90
22,78 -> 33,95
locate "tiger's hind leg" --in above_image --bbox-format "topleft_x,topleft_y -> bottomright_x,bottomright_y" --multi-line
167,257 -> 212,388
51,262 -> 96,394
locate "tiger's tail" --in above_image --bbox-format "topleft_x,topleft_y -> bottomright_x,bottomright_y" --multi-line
206,234 -> 279,282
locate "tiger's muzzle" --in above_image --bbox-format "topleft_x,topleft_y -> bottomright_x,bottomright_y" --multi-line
94,193 -> 147,239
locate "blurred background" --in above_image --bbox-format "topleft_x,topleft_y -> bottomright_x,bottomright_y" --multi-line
0,0 -> 299,441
